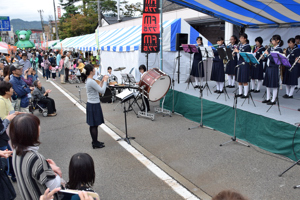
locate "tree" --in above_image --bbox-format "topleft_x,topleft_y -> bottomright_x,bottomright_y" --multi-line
123,2 -> 143,17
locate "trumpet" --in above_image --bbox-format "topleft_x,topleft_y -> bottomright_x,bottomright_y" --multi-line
289,56 -> 300,71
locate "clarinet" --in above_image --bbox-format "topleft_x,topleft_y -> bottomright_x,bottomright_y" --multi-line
289,56 -> 300,72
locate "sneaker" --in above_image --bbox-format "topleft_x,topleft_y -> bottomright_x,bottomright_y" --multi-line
46,80 -> 50,82
53,78 -> 56,81
48,113 -> 57,117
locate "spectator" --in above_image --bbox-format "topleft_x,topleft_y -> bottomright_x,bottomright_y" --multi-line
38,51 -> 43,69
43,55 -> 51,82
0,148 -> 16,200
9,61 -> 34,112
0,111 -> 19,185
0,63 -> 4,81
56,52 -> 61,78
27,50 -> 32,60
32,80 -> 57,116
19,53 -> 31,74
10,113 -> 62,200
30,53 -> 39,70
64,52 -> 71,83
51,65 -> 57,81
29,68 -> 39,82
16,51 -> 22,61
21,68 -> 34,87
59,55 -> 66,84
3,65 -> 10,82
66,153 -> 95,192
77,59 -> 85,83
0,81 -> 15,119
212,190 -> 248,200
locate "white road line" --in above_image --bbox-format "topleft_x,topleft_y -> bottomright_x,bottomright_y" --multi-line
44,73 -> 200,200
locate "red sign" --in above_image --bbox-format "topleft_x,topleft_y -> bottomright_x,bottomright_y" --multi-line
141,0 -> 160,53
57,6 -> 61,18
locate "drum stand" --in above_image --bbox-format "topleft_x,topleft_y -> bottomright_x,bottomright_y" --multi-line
137,88 -> 155,121
220,65 -> 250,148
154,96 -> 171,117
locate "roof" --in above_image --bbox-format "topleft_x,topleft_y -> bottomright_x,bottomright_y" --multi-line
166,0 -> 300,27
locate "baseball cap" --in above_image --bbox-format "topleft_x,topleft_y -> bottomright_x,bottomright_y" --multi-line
10,61 -> 24,71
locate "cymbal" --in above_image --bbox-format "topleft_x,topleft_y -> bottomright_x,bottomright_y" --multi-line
114,67 -> 126,71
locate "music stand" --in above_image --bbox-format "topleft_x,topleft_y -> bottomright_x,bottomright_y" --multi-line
216,48 -> 230,100
116,90 -> 136,144
182,44 -> 198,90
201,46 -> 213,95
239,52 -> 258,107
225,48 -> 234,61
267,52 -> 291,114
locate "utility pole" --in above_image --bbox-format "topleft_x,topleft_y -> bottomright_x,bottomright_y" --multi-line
53,0 -> 59,40
38,10 -> 45,42
91,0 -> 102,27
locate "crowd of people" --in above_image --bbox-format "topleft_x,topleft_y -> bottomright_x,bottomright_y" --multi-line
0,47 -> 252,199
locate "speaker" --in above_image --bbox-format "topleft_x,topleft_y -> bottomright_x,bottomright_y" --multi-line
176,33 -> 188,51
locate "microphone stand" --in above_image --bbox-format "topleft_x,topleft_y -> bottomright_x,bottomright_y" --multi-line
220,63 -> 250,147
188,59 -> 213,131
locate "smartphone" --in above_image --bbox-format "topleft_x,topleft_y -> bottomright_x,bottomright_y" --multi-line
9,110 -> 15,115
57,190 -> 99,200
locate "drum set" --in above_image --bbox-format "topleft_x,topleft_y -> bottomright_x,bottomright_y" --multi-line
96,67 -> 172,120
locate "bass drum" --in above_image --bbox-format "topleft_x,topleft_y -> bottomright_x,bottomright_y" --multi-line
139,68 -> 171,102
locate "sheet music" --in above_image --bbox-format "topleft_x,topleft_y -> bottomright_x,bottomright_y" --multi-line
116,89 -> 134,101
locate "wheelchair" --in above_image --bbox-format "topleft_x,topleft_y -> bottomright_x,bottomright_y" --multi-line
30,97 -> 48,117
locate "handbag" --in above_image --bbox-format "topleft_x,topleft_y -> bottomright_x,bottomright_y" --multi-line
76,69 -> 81,76
0,158 -> 16,200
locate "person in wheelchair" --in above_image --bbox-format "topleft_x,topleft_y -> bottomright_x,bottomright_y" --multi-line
32,80 -> 57,117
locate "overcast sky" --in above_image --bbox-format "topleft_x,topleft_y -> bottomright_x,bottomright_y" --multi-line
0,0 -> 142,21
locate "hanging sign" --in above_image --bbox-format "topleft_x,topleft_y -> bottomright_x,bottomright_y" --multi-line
141,0 -> 160,53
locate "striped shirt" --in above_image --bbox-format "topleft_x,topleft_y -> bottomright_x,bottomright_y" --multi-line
12,150 -> 57,200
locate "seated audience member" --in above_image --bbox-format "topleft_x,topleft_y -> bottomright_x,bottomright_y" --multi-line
212,190 -> 248,200
9,61 -> 34,112
10,113 -> 62,200
66,153 -> 96,192
0,81 -> 15,120
32,80 -> 57,117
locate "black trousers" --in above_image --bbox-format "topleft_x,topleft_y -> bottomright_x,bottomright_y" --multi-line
65,68 -> 69,82
81,73 -> 87,83
39,97 -> 56,114
142,96 -> 150,111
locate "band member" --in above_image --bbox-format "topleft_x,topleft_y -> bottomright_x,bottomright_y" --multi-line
190,37 -> 204,88
262,34 -> 284,105
295,35 -> 300,48
234,33 -> 251,98
225,35 -> 238,88
250,37 -> 266,93
138,65 -> 150,112
282,38 -> 300,98
84,64 -> 109,149
107,66 -> 118,83
211,37 -> 225,93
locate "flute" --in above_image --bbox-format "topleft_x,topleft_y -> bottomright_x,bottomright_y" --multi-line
289,56 -> 300,71
257,44 -> 271,63
232,42 -> 241,56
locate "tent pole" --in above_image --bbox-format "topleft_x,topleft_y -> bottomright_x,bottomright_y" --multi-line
160,0 -> 163,71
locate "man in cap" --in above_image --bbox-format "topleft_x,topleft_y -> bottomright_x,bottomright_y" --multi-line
9,61 -> 34,112
19,53 -> 31,73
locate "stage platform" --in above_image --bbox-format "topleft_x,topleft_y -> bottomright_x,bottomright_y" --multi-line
162,81 -> 300,161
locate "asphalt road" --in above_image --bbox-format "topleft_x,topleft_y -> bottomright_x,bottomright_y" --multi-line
12,75 -> 300,200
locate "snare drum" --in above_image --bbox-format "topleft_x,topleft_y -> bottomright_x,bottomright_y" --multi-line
139,68 -> 171,102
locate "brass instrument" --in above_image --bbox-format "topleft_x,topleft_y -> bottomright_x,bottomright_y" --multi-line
289,56 -> 300,72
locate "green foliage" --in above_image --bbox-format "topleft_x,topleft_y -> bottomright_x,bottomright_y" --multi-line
58,0 -> 142,39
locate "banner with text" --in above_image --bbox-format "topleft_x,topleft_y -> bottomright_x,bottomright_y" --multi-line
141,0 -> 160,53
